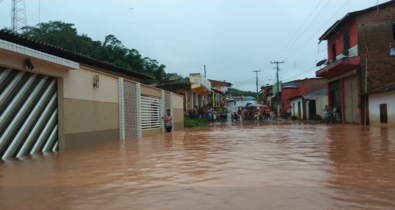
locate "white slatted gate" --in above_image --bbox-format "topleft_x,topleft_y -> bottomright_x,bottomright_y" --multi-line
140,96 -> 161,130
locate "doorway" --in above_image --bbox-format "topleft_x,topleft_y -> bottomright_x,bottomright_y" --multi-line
297,101 -> 301,119
308,101 -> 316,120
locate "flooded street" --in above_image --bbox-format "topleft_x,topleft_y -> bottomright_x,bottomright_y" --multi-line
1,123 -> 395,210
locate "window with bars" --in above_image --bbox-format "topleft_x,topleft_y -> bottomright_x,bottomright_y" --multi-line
140,96 -> 162,130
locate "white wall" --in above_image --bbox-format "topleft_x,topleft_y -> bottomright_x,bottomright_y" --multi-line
316,96 -> 328,118
290,98 -> 303,119
305,96 -> 328,120
369,91 -> 395,126
63,68 -> 118,103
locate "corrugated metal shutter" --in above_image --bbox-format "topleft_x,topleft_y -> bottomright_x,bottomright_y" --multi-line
344,76 -> 359,124
0,68 -> 58,159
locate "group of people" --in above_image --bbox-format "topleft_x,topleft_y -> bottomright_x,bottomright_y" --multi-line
323,105 -> 341,124
193,105 -> 223,122
233,106 -> 277,122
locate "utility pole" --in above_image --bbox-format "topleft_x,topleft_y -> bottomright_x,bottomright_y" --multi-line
204,65 -> 206,78
271,61 -> 284,114
253,70 -> 261,102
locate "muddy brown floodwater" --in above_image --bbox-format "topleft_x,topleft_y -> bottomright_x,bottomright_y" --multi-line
1,122 -> 395,210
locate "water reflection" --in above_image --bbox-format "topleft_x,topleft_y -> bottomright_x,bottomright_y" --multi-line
0,123 -> 394,210
326,125 -> 395,209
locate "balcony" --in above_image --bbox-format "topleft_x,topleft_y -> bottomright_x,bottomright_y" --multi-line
316,56 -> 360,78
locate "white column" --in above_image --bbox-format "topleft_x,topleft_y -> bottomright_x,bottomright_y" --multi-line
193,93 -> 200,107
161,90 -> 165,133
170,92 -> 174,131
136,83 -> 142,138
118,78 -> 125,140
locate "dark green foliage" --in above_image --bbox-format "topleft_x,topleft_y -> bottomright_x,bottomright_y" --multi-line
16,21 -> 167,84
184,118 -> 208,128
228,88 -> 256,98
341,49 -> 349,56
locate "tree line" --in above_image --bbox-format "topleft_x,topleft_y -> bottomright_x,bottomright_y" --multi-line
228,88 -> 257,99
2,21 -> 183,84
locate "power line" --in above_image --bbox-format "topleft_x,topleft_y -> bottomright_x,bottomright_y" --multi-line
282,0 -> 350,61
287,45 -> 328,68
277,0 -> 332,60
272,0 -> 324,60
229,77 -> 256,84
282,66 -> 318,82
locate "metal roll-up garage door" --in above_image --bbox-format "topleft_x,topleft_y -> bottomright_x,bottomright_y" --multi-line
344,75 -> 359,124
0,67 -> 58,159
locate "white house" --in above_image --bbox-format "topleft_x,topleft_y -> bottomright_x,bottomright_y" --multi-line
368,82 -> 395,127
303,89 -> 328,120
288,88 -> 328,120
289,96 -> 304,119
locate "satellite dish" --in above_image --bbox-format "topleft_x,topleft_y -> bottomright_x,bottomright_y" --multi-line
169,74 -> 181,81
316,59 -> 327,67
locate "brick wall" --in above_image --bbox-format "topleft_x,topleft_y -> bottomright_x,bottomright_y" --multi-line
297,79 -> 326,95
281,88 -> 299,113
310,79 -> 327,91
358,2 -> 395,92
297,80 -> 310,95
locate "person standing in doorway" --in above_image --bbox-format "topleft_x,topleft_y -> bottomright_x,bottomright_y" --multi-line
162,109 -> 173,132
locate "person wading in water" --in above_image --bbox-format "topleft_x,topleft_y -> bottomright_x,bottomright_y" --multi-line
162,109 -> 173,132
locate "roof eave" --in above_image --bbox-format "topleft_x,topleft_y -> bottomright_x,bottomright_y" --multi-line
319,0 -> 395,42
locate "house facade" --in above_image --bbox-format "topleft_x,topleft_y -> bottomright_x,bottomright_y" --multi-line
367,82 -> 395,127
273,78 -> 326,115
0,31 -> 184,159
154,73 -> 213,111
209,79 -> 232,99
316,0 -> 395,124
261,85 -> 273,107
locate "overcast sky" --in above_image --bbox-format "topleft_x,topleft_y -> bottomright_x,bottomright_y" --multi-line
0,0 -> 389,91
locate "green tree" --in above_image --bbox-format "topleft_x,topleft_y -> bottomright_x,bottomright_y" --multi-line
229,88 -> 256,98
15,21 -> 167,84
